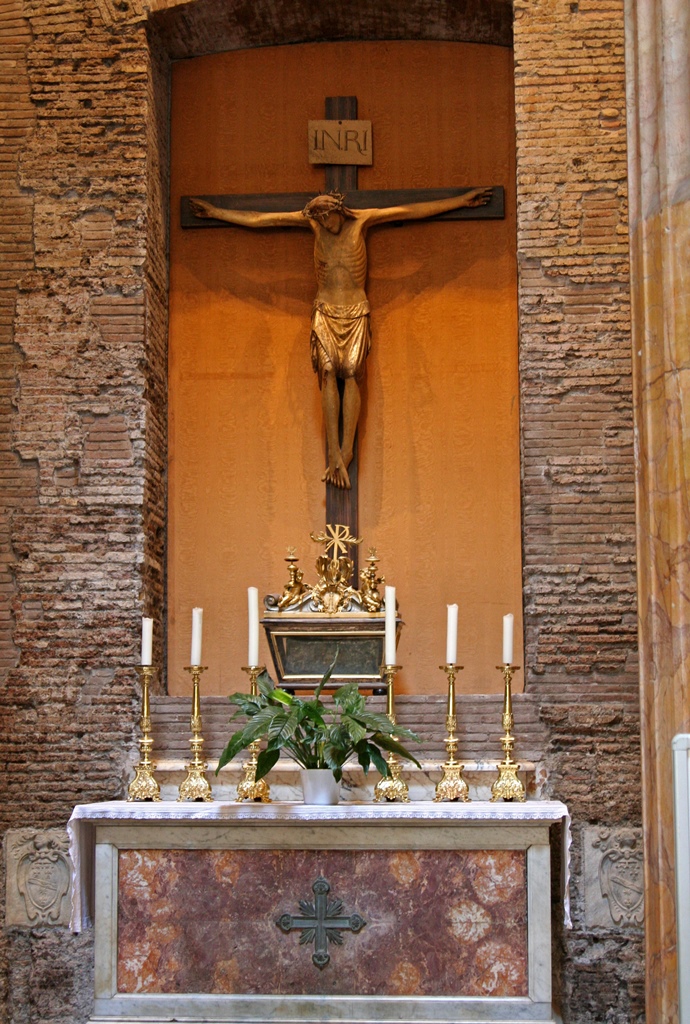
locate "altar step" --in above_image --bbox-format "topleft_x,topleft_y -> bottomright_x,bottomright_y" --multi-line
141,692 -> 547,801
149,691 -> 548,764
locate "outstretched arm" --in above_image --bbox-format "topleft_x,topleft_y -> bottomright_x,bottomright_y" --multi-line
360,187 -> 493,227
189,198 -> 307,229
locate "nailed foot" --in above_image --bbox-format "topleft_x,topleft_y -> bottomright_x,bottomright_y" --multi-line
322,453 -> 351,489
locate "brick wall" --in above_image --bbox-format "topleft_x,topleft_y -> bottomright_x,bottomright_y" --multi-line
0,4 -> 167,1020
514,0 -> 642,1019
0,0 -> 641,1021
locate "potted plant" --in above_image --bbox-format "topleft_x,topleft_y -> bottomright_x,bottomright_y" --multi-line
216,656 -> 421,804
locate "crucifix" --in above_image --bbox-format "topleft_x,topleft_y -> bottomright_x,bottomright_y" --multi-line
182,97 -> 504,576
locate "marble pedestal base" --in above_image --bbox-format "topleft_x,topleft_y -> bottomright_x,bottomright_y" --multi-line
69,801 -> 567,1024
87,1002 -> 562,1024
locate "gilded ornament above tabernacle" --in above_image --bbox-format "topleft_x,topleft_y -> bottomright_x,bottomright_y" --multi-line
262,528 -> 398,691
270,527 -> 384,615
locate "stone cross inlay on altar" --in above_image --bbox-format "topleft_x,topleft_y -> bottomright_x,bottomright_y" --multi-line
275,875 -> 366,969
182,96 -> 504,575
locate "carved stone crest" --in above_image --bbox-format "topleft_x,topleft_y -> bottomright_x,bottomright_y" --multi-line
5,829 -> 72,928
583,826 -> 644,929
594,829 -> 644,926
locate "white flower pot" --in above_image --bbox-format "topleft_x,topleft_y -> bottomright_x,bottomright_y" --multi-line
300,769 -> 342,805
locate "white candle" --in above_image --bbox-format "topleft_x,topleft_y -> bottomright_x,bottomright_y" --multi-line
384,586 -> 397,665
446,604 -> 458,664
503,613 -> 514,665
248,587 -> 259,667
190,607 -> 203,666
141,617 -> 153,667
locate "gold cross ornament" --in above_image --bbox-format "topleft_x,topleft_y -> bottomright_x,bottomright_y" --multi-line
310,524 -> 363,560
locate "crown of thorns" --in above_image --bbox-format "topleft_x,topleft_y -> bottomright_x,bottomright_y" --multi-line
302,191 -> 351,219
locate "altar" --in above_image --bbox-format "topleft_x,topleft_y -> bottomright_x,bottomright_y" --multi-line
69,798 -> 569,1024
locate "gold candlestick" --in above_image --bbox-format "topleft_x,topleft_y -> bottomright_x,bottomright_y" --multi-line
434,663 -> 470,802
236,666 -> 271,803
374,664 -> 409,803
127,665 -> 161,801
490,663 -> 525,802
178,665 -> 213,802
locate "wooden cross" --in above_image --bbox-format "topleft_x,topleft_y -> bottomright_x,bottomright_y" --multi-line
182,96 -> 504,575
275,875 -> 366,969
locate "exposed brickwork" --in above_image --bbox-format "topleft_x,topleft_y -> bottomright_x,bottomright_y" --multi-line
0,1 -> 168,1020
513,1 -> 642,1019
0,0 -> 38,678
514,0 -> 637,702
543,704 -> 644,1021
3,928 -> 94,1024
0,2 -> 38,1018
0,1 -> 641,1023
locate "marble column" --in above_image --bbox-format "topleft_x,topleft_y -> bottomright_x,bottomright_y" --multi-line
625,0 -> 690,1020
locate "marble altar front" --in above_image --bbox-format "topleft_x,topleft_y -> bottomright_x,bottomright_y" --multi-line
69,800 -> 568,1024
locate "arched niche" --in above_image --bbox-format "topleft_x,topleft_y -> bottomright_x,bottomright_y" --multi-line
156,17 -> 521,696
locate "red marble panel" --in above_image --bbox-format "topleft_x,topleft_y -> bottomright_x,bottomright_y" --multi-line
117,848 -> 527,997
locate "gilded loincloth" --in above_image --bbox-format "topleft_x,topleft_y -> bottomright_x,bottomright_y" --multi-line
310,300 -> 371,387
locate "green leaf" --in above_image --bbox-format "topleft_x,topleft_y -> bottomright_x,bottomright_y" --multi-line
269,688 -> 293,705
314,648 -> 339,699
257,669 -> 277,697
245,718 -> 268,742
264,710 -> 288,741
302,702 -> 326,726
355,739 -> 371,774
371,731 -> 422,769
341,715 -> 366,746
241,706 -> 281,743
334,682 -> 365,715
215,728 -> 251,773
255,747 -> 280,781
349,709 -> 396,733
352,710 -> 419,743
368,743 -> 389,777
227,693 -> 263,716
392,723 -> 420,743
327,722 -> 349,748
269,706 -> 301,745
292,704 -> 309,727
323,742 -> 347,770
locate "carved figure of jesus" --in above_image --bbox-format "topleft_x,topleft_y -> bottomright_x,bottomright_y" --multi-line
190,187 -> 492,489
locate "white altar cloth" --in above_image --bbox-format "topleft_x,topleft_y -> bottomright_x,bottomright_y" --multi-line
67,799 -> 571,933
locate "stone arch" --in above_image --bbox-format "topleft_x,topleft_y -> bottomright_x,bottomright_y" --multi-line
148,0 -> 513,57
